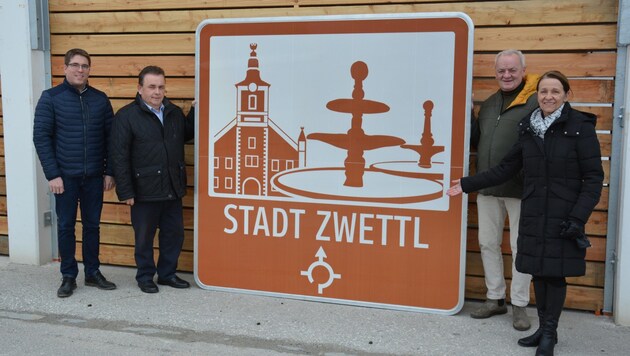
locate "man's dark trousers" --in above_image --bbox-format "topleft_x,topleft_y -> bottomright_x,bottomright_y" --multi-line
131,199 -> 185,283
56,176 -> 104,278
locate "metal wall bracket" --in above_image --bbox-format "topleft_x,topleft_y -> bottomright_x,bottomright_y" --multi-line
43,211 -> 52,227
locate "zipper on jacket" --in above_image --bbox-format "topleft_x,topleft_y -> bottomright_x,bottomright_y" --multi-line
485,114 -> 501,169
488,100 -> 515,167
80,95 -> 89,176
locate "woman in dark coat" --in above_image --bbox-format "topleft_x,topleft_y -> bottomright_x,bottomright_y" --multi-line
448,71 -> 604,356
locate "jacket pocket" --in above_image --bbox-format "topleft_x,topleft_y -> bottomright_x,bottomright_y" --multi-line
550,183 -> 578,203
134,165 -> 163,197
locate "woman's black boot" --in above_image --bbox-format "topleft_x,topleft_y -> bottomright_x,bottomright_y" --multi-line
518,278 -> 546,347
535,278 -> 566,356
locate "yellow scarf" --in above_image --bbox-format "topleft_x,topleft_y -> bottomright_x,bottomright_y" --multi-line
507,73 -> 540,110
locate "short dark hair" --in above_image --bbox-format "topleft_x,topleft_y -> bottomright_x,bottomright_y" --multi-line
138,66 -> 166,86
64,48 -> 91,66
538,70 -> 571,93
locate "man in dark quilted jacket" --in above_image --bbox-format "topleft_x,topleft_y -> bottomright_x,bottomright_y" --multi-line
33,48 -> 117,298
110,66 -> 194,294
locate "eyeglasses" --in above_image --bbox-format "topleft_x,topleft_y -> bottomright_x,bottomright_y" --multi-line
67,63 -> 90,70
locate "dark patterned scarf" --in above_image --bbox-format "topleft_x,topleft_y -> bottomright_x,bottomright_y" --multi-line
529,104 -> 565,139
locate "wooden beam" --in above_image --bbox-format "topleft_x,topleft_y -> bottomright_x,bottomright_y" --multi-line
595,186 -> 610,211
469,187 -> 609,211
0,196 -> 6,215
99,203 -> 194,229
598,134 -> 612,158
50,24 -> 617,55
53,77 -> 616,105
473,78 -> 614,103
469,186 -> 609,211
49,1 -> 618,33
185,145 -> 194,166
110,99 -> 193,114
187,166 -> 194,188
51,34 -> 195,55
467,205 -> 608,236
571,106 -> 613,131
104,187 -> 194,207
466,228 -> 607,263
466,251 -> 605,287
52,77 -> 195,99
50,0 -> 297,11
469,154 -> 612,182
0,215 -> 7,235
468,186 -> 609,211
475,24 -> 616,51
0,234 -> 7,255
51,55 -> 196,77
52,52 -> 617,79
465,275 -> 603,312
76,242 -> 194,273
77,223 -> 194,251
474,105 -> 613,131
474,52 -> 616,78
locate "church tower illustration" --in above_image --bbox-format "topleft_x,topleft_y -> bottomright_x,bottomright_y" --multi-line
213,43 -> 307,196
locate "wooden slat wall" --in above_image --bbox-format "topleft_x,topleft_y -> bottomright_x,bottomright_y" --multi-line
47,0 -> 617,312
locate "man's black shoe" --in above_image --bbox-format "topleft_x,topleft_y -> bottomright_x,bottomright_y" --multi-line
138,280 -> 159,294
157,275 -> 190,289
85,271 -> 117,290
57,277 -> 77,298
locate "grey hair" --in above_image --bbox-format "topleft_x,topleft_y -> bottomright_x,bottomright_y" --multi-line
495,49 -> 526,68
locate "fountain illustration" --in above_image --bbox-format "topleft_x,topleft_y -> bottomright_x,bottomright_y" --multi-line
400,100 -> 445,169
307,61 -> 405,187
269,60 -> 447,205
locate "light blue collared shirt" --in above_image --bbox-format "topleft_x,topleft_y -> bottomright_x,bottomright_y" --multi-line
144,102 -> 165,125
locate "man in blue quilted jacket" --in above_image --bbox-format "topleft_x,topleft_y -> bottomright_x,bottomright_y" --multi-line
33,48 -> 117,298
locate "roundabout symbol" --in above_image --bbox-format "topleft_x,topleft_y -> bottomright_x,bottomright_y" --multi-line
301,246 -> 341,294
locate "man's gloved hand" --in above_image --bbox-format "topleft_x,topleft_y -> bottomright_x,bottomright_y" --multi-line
560,220 -> 591,249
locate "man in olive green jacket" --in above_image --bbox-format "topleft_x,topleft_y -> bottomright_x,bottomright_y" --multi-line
470,49 -> 539,331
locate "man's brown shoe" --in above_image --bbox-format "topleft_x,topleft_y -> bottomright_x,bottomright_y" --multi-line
471,299 -> 508,319
512,305 -> 532,331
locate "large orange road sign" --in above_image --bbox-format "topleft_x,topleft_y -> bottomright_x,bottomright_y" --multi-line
195,13 -> 473,314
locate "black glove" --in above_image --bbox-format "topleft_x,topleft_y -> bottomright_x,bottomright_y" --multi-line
560,220 -> 591,249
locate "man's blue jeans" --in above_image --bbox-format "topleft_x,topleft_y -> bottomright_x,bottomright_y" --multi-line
55,176 -> 104,278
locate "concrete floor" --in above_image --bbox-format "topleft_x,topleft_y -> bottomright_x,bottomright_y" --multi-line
1,256 -> 628,355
